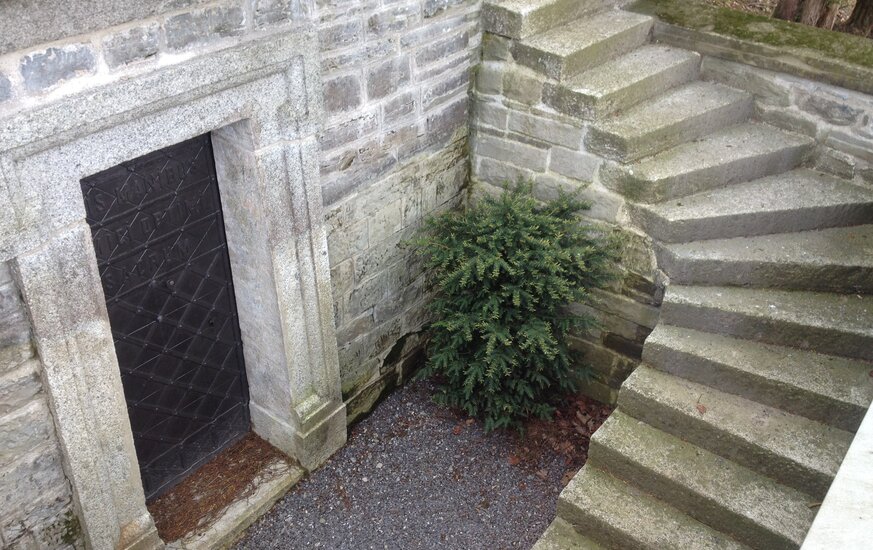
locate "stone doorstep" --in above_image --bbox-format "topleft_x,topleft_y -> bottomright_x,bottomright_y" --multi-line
166,459 -> 305,550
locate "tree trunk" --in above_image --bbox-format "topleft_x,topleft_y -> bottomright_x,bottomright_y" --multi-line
845,0 -> 873,36
799,0 -> 828,25
817,2 -> 840,29
774,0 -> 803,20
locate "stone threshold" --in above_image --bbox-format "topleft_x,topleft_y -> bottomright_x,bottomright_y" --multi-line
628,0 -> 873,96
165,460 -> 305,550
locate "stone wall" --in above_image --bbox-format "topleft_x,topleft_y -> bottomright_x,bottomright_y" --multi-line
699,57 -> 873,186
0,263 -> 80,549
316,0 -> 481,422
469,34 -> 661,405
0,0 -> 481,545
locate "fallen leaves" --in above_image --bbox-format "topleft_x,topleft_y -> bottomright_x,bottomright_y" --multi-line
507,395 -> 614,484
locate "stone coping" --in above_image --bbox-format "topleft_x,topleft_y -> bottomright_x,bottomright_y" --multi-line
628,0 -> 873,96
801,401 -> 873,548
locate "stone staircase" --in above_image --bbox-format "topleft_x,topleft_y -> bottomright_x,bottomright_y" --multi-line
479,1 -> 873,548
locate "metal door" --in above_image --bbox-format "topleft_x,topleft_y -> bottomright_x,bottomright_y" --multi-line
81,133 -> 250,499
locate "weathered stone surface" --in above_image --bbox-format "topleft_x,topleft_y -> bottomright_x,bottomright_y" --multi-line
512,11 -> 652,81
601,123 -> 813,203
503,66 -> 543,104
0,0 -> 209,55
659,224 -> 873,294
635,169 -> 873,243
422,69 -> 469,110
164,5 -> 246,51
559,465 -> 745,550
508,111 -> 582,148
0,282 -> 30,351
620,365 -> 852,499
586,82 -> 752,163
473,100 -> 508,130
700,56 -> 790,107
0,400 -> 55,468
0,361 -> 41,418
0,73 -> 11,102
475,133 -> 548,172
19,45 -> 96,92
482,34 -> 513,61
533,518 -> 603,550
482,0 -> 605,40
319,19 -> 363,52
367,56 -> 411,100
368,4 -> 420,36
253,0 -> 308,28
644,324 -> 873,432
323,74 -> 362,114
101,24 -> 159,69
320,108 -> 379,151
592,411 -> 814,549
662,285 -> 873,362
475,62 -> 504,95
549,147 -> 600,182
799,92 -> 863,127
415,31 -> 469,67
383,91 -> 417,123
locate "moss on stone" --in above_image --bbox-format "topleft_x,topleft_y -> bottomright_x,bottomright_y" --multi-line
630,0 -> 873,70
61,510 -> 82,546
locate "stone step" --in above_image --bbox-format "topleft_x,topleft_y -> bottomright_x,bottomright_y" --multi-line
483,0 -> 607,40
619,365 -> 854,499
586,82 -> 753,163
559,464 -> 748,550
601,123 -> 814,203
591,411 -> 816,549
661,285 -> 873,362
532,518 -> 604,550
545,45 -> 701,120
513,11 -> 653,81
634,169 -> 873,243
644,324 -> 873,432
657,225 -> 873,293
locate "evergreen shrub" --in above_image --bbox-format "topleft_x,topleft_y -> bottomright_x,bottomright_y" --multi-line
413,183 -> 618,431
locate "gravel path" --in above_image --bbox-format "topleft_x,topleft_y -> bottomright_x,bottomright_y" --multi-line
235,381 -> 572,550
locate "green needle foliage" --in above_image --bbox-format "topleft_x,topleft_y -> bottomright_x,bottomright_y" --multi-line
413,183 -> 619,431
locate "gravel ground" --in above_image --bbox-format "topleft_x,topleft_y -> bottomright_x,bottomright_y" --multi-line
235,381 -> 573,550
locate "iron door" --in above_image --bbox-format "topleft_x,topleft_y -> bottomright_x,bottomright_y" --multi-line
81,133 -> 250,500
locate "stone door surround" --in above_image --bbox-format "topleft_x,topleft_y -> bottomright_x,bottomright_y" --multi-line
0,28 -> 346,549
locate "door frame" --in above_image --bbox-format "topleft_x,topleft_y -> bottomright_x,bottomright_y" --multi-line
0,30 -> 345,549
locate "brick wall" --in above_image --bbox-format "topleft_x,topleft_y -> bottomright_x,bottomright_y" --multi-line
0,263 -> 80,549
316,0 -> 481,421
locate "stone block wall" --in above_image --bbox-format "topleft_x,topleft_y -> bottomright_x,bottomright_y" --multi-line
0,0 -> 482,544
0,263 -> 80,549
469,34 -> 664,405
699,57 -> 873,186
316,0 -> 481,422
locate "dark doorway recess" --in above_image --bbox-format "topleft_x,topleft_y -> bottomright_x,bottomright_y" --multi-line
81,133 -> 250,500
